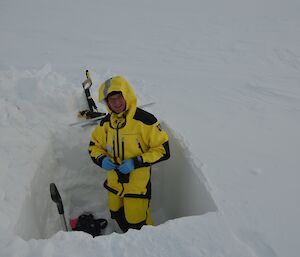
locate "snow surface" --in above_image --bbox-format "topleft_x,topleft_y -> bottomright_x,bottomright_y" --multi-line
1,0 -> 300,256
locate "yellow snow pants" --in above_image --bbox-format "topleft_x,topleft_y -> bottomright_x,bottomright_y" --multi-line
108,192 -> 153,232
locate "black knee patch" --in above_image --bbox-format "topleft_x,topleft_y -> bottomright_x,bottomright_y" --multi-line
110,207 -> 128,232
110,208 -> 147,232
127,220 -> 146,230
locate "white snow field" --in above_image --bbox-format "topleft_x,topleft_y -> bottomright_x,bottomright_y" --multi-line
1,0 -> 300,256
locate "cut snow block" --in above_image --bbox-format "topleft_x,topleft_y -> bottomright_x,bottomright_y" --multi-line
151,122 -> 217,225
13,123 -> 217,240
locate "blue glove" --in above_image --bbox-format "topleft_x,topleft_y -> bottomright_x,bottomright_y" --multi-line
101,156 -> 118,171
118,159 -> 135,174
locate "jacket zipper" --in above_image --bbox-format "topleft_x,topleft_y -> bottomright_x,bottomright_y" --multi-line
116,122 -> 125,196
112,136 -> 117,164
116,122 -> 120,159
121,137 -> 125,161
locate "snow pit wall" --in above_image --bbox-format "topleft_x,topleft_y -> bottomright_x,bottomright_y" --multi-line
151,123 -> 217,224
14,122 -> 217,240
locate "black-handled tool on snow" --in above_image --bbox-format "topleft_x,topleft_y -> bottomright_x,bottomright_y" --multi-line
50,183 -> 69,231
78,70 -> 106,119
82,70 -> 98,113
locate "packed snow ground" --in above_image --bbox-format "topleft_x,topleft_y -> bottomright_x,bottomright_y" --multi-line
1,0 -> 300,256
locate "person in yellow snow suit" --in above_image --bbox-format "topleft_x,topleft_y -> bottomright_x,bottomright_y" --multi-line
88,76 -> 170,232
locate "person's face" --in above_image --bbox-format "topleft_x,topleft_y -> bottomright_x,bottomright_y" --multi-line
107,93 -> 126,114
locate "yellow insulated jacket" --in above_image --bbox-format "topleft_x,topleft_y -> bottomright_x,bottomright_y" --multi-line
88,76 -> 170,198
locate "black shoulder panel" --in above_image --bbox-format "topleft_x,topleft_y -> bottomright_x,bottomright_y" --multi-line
100,114 -> 110,126
133,108 -> 157,125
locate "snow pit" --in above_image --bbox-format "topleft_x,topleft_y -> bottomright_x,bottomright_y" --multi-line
14,123 -> 217,240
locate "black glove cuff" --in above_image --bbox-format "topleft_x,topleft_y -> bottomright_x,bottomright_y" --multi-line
133,156 -> 144,169
97,155 -> 106,167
